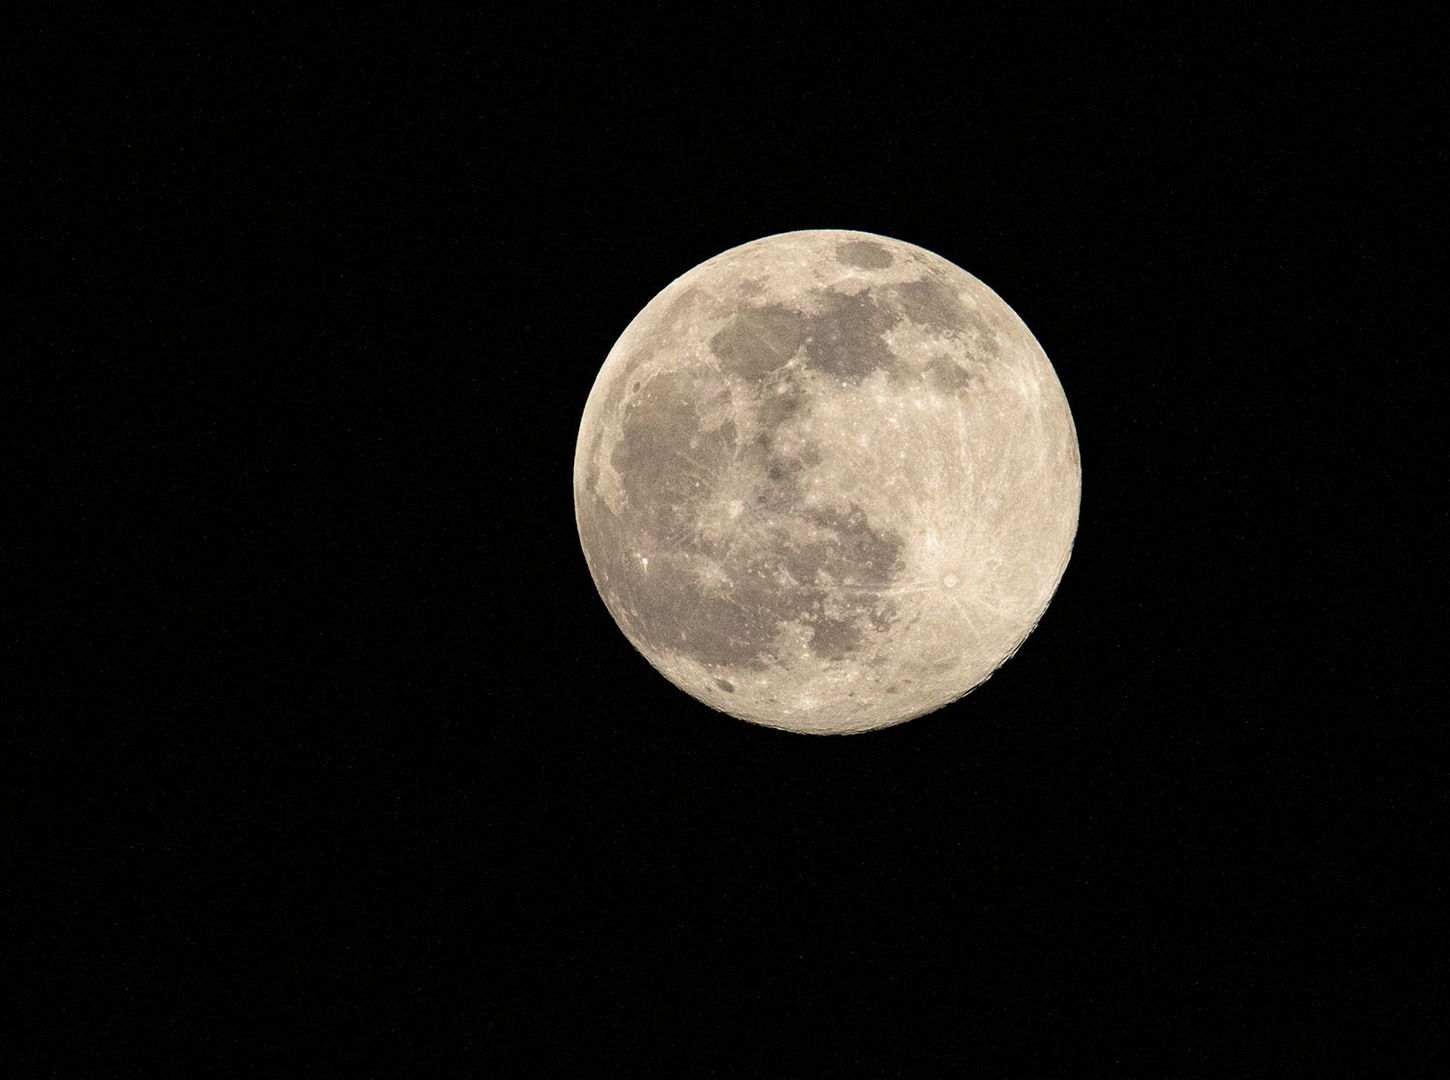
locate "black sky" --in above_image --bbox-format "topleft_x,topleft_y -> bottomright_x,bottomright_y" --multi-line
12,7 -> 1441,1074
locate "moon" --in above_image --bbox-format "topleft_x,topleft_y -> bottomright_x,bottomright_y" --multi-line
574,230 -> 1080,735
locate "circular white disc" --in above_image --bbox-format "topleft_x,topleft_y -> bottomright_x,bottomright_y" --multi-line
575,230 -> 1080,734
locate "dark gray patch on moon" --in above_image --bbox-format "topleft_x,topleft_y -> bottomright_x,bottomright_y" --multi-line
892,276 -> 971,334
619,555 -> 795,670
710,303 -> 807,379
923,354 -> 975,393
808,616 -> 864,660
800,503 -> 905,586
835,240 -> 894,269
714,678 -> 735,693
582,289 -> 707,497
801,288 -> 900,383
711,284 -> 904,392
611,369 -> 736,532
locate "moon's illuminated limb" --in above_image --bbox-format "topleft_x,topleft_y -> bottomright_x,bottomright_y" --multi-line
575,230 -> 1080,735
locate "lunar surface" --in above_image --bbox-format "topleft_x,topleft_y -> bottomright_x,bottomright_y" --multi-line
574,230 -> 1080,735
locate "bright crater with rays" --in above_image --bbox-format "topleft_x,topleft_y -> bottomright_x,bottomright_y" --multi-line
574,230 -> 1080,734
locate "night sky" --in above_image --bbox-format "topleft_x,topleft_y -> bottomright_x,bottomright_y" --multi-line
13,7 -> 1438,1074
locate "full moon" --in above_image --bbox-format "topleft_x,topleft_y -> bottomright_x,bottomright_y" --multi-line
574,230 -> 1080,735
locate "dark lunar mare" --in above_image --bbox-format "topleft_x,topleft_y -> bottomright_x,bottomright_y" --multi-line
800,288 -> 901,384
590,289 -> 915,672
834,240 -> 895,269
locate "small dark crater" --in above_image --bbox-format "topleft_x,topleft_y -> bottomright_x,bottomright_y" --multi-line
714,678 -> 735,693
885,684 -> 899,694
630,380 -> 641,392
836,240 -> 894,269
